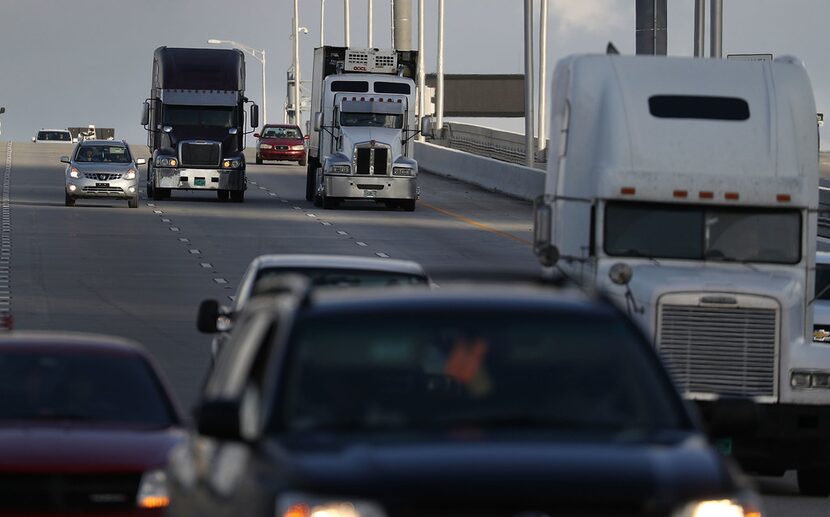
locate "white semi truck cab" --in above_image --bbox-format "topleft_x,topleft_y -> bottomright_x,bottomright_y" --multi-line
533,54 -> 830,494
307,47 -> 420,211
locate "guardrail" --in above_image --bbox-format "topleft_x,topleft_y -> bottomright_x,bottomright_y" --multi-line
431,122 -> 547,169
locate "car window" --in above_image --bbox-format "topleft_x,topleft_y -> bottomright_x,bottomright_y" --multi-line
275,307 -> 688,435
0,350 -> 176,427
263,127 -> 302,139
37,131 -> 71,141
75,145 -> 132,163
252,268 -> 428,295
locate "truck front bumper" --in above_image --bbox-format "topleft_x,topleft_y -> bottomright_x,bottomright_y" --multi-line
155,168 -> 246,191
697,400 -> 830,473
324,175 -> 417,201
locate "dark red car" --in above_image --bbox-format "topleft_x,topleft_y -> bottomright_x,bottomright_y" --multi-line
254,124 -> 307,166
0,332 -> 185,516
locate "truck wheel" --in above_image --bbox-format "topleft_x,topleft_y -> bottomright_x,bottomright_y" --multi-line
323,196 -> 339,210
255,156 -> 262,165
231,190 -> 245,203
128,196 -> 138,209
400,199 -> 416,212
217,189 -> 230,202
152,186 -> 166,201
65,193 -> 75,207
798,467 -> 830,497
305,161 -> 316,201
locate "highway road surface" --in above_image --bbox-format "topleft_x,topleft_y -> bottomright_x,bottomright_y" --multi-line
4,141 -> 829,515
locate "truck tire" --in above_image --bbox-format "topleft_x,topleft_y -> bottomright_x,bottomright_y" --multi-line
231,190 -> 245,203
323,195 -> 339,210
151,187 -> 165,201
217,189 -> 230,202
305,159 -> 317,201
798,467 -> 830,497
400,199 -> 416,212
146,164 -> 155,199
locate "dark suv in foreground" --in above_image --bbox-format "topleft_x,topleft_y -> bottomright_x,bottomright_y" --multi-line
168,283 -> 761,517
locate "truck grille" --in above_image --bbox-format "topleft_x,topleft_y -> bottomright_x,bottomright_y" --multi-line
355,146 -> 389,175
0,472 -> 141,511
657,298 -> 778,399
180,141 -> 221,167
84,173 -> 122,181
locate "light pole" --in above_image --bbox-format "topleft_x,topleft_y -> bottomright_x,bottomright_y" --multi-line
293,0 -> 302,126
207,39 -> 267,126
320,0 -> 326,47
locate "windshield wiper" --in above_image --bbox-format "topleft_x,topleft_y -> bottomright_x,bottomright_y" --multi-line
614,249 -> 662,266
703,252 -> 759,271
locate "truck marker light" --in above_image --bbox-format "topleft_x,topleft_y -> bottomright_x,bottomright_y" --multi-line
777,194 -> 791,202
699,191 -> 714,199
620,187 -> 636,195
725,192 -> 740,200
673,190 -> 688,198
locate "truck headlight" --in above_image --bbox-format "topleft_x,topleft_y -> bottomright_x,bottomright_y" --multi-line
223,160 -> 242,169
156,157 -> 177,167
69,167 -> 80,179
291,144 -> 306,151
330,164 -> 350,174
260,143 -> 273,150
392,167 -> 413,177
123,168 -> 137,180
672,496 -> 761,517
136,469 -> 169,509
277,493 -> 386,517
791,369 -> 830,389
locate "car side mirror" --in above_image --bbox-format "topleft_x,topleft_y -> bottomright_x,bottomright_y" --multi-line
141,101 -> 149,126
135,158 -> 146,166
32,137 -> 36,143
195,399 -> 244,441
420,116 -> 434,138
253,133 -> 261,138
197,299 -> 220,333
313,112 -> 323,132
59,156 -> 70,164
250,104 -> 260,129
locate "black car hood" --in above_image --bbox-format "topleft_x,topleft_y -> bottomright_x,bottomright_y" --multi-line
267,433 -> 733,514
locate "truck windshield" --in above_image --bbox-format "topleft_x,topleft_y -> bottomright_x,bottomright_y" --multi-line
340,112 -> 403,129
604,202 -> 801,264
163,106 -> 237,128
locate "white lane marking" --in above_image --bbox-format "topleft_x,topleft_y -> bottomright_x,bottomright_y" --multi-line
200,263 -> 213,268
170,227 -> 180,232
189,249 -> 201,255
147,203 -> 156,207
337,230 -> 348,236
306,213 -> 317,218
161,218 -> 171,223
320,221 -> 332,226
376,252 -> 390,258
269,192 -> 278,197
153,210 -> 163,214
356,241 -> 368,247
213,278 -> 228,284
178,238 -> 190,243
293,206 -> 302,210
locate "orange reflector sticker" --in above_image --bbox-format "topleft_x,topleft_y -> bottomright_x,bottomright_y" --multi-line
673,190 -> 688,198
725,192 -> 740,200
777,194 -> 791,202
699,191 -> 714,199
620,187 -> 636,195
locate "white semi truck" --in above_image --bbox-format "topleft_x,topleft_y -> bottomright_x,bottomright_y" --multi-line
533,54 -> 830,495
306,47 -> 421,211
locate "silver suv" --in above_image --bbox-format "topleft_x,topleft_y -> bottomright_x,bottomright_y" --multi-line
61,140 -> 145,208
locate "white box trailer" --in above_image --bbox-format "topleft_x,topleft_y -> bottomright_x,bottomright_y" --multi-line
533,54 -> 830,494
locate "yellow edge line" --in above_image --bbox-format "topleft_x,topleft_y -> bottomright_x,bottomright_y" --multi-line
421,202 -> 532,246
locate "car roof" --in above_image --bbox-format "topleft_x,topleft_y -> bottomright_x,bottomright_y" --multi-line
0,331 -> 147,356
263,124 -> 301,129
818,251 -> 830,265
250,254 -> 427,276
305,282 -> 609,316
38,128 -> 70,133
78,140 -> 127,146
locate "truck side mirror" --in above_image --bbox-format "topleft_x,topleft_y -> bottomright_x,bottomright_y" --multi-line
141,101 -> 149,127
420,117 -> 434,138
250,104 -> 260,129
0,107 -> 5,114
313,112 -> 323,132
533,196 -> 559,267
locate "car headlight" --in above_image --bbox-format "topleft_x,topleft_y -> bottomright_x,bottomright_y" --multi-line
260,143 -> 273,150
156,157 -> 177,167
223,159 -> 242,169
291,144 -> 306,151
136,469 -> 169,509
69,167 -> 81,179
330,164 -> 351,174
277,493 -> 386,517
392,167 -> 413,177
672,497 -> 761,517
123,168 -> 137,180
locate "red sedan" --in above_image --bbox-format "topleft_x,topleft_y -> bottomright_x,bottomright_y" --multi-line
254,124 -> 307,165
0,332 -> 185,515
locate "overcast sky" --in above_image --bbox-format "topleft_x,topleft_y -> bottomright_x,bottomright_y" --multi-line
2,0 -> 829,147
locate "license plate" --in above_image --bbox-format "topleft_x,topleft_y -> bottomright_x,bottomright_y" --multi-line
194,178 -> 206,186
96,182 -> 109,187
363,190 -> 376,198
714,438 -> 733,456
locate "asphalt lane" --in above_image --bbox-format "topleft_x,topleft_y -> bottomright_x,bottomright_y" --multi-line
5,142 -> 828,514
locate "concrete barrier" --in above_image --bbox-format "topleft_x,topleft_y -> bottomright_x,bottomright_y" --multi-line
415,141 -> 545,201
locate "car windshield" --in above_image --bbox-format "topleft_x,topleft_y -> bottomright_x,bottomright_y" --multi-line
164,105 -> 237,128
604,202 -> 801,264
340,112 -> 403,129
276,307 -> 687,435
252,267 -> 427,295
0,351 -> 176,427
263,127 -> 302,139
37,131 -> 70,141
75,145 -> 131,163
